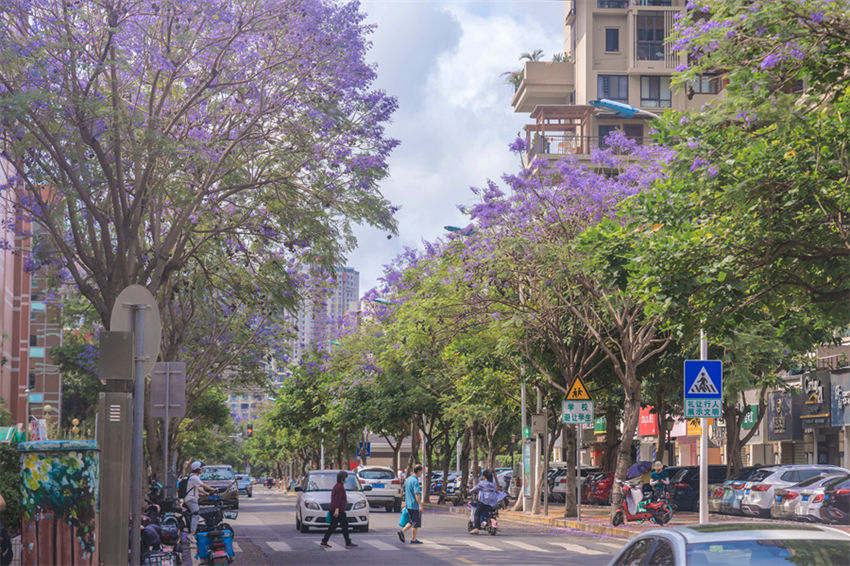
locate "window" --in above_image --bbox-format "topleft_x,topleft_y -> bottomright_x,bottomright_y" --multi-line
28,374 -> 36,390
648,540 -> 675,566
605,28 -> 620,52
637,0 -> 671,5
690,74 -> 720,94
30,335 -> 38,346
780,470 -> 799,482
597,74 -> 628,103
636,12 -> 665,61
598,125 -> 619,148
614,538 -> 653,566
598,0 -> 628,7
640,76 -> 671,107
623,124 -> 644,145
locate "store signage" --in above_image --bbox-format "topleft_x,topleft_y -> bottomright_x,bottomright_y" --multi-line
831,371 -> 850,427
638,406 -> 658,436
741,405 -> 758,429
801,369 -> 831,427
687,418 -> 713,436
767,391 -> 803,441
594,416 -> 607,435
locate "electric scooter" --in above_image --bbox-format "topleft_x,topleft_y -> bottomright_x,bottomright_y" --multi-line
611,479 -> 673,527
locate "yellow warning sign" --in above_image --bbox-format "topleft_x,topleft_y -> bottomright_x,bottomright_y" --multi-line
566,375 -> 592,401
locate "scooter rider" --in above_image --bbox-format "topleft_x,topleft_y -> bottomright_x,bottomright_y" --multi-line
468,470 -> 503,534
184,461 -> 214,535
649,461 -> 670,502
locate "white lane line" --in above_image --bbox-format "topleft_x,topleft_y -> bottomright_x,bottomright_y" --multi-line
266,541 -> 292,552
362,540 -> 398,551
597,542 -> 624,550
548,542 -> 607,555
231,542 -> 242,553
462,539 -> 501,551
503,540 -> 550,553
314,540 -> 346,551
412,539 -> 450,551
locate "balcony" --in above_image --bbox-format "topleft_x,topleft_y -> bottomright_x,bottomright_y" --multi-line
511,61 -> 575,114
522,105 -> 594,162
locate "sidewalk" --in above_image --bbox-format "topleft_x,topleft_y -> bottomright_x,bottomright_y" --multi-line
421,501 -> 850,540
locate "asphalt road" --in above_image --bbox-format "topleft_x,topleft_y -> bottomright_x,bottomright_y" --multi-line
223,489 -> 623,566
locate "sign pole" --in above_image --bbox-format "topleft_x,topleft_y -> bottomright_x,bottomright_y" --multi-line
576,423 -> 582,522
699,330 -> 709,524
163,362 -> 170,499
130,305 -> 147,566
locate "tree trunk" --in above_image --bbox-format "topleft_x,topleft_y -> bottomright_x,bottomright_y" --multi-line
610,383 -> 641,513
724,387 -> 768,478
423,432 -> 433,504
407,418 -> 420,472
563,424 -> 577,517
470,421 -> 481,485
459,426 -> 471,500
603,405 -> 620,473
654,395 -> 667,465
340,426 -> 349,470
440,432 -> 453,502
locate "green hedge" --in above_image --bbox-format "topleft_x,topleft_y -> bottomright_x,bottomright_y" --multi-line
0,442 -> 21,535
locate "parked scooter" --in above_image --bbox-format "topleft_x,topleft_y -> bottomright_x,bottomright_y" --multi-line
611,479 -> 673,527
194,494 -> 236,565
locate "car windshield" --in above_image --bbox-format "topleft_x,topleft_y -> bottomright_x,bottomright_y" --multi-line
201,468 -> 234,481
748,469 -> 776,482
733,468 -> 759,482
305,472 -> 360,492
795,473 -> 838,488
687,539 -> 850,566
359,469 -> 395,480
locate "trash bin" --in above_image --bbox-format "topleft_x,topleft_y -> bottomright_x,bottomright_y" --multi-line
18,440 -> 99,566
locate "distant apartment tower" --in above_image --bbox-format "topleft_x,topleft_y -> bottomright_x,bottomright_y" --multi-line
511,0 -> 719,160
291,267 -> 360,362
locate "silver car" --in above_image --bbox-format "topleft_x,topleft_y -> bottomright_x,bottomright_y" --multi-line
294,470 -> 371,533
771,472 -> 847,520
794,473 -> 850,523
741,465 -> 848,517
607,523 -> 850,566
355,465 -> 402,512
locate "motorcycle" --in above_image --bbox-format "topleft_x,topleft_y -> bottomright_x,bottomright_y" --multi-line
194,494 -> 236,565
265,478 -> 274,489
611,478 -> 673,527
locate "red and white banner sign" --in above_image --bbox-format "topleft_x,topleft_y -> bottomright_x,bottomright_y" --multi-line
638,406 -> 659,436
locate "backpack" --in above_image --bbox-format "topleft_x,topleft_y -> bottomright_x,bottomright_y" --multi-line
177,476 -> 189,500
0,523 -> 12,566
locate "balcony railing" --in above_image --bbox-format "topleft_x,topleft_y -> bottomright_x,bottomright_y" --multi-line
529,134 -> 644,160
598,0 -> 628,7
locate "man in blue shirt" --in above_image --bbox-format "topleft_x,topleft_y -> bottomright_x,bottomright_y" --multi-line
398,464 -> 423,544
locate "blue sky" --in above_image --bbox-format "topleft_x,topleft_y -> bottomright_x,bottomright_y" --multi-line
350,0 -> 565,294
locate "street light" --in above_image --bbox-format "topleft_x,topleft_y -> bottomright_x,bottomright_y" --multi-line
665,415 -> 675,466
588,98 -> 660,120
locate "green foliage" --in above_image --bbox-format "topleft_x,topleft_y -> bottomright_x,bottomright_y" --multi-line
0,398 -> 11,427
51,335 -> 102,430
0,442 -> 21,534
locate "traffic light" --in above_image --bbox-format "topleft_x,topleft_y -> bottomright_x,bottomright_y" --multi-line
246,424 -> 253,438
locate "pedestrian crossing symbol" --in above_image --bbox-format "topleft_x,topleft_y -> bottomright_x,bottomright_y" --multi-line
566,375 -> 592,401
687,367 -> 719,395
684,360 -> 722,418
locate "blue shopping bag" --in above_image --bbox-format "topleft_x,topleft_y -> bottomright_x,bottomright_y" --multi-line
399,507 -> 410,527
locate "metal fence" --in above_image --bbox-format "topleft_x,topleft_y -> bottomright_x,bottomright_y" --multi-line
10,535 -> 21,566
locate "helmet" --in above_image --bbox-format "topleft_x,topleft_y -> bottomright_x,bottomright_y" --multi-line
191,461 -> 204,471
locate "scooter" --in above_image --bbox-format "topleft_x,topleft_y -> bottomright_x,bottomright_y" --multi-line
611,479 -> 672,527
466,491 -> 507,536
194,494 -> 236,565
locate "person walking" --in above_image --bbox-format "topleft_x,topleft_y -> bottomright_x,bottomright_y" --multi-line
184,461 -> 214,535
320,471 -> 357,548
398,464 -> 423,544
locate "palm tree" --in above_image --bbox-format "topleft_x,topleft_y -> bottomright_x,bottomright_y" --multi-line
519,49 -> 544,62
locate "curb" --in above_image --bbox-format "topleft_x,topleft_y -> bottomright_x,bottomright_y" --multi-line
421,503 -> 634,540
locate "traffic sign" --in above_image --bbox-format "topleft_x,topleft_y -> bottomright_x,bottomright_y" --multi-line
566,375 -> 592,401
684,360 -> 722,418
562,400 -> 594,425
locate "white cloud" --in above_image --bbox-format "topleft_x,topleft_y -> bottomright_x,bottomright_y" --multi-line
351,1 -> 563,293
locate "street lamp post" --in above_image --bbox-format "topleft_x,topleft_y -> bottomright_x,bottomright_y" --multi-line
665,415 -> 675,466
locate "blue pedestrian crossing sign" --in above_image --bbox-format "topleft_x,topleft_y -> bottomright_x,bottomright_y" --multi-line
684,360 -> 723,418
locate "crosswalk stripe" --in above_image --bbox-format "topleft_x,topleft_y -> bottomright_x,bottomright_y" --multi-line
363,540 -> 398,551
548,542 -> 606,555
598,542 -> 624,550
314,540 -> 346,551
266,541 -> 291,552
503,540 -> 550,553
232,542 -> 242,553
463,539 -> 501,551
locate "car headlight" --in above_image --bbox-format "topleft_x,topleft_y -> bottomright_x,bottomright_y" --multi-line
226,483 -> 237,493
353,500 -> 366,510
305,500 -> 321,510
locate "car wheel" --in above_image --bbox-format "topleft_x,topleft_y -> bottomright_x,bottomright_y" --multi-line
359,524 -> 369,533
299,518 -> 310,534
393,500 -> 402,513
611,510 -> 624,527
296,514 -> 302,531
248,490 -> 252,498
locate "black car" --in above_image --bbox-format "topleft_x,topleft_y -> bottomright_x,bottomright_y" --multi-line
668,465 -> 728,511
821,476 -> 850,524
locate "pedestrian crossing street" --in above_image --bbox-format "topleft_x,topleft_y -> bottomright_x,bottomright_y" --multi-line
230,536 -> 620,556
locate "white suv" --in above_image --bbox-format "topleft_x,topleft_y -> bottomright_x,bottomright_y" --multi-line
740,465 -> 849,517
355,466 -> 402,512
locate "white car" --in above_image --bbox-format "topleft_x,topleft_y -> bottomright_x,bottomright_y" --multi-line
355,465 -> 402,512
793,473 -> 850,523
740,465 -> 848,517
607,523 -> 850,566
294,470 -> 371,533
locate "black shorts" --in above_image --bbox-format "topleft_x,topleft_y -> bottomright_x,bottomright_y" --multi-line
407,508 -> 422,528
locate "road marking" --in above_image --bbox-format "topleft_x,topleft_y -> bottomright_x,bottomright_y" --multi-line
548,542 -> 606,555
266,541 -> 291,552
503,540 -> 550,553
314,540 -> 346,551
363,539 -> 398,551
413,539 -> 450,551
462,539 -> 501,551
597,542 -> 624,550
232,542 -> 242,553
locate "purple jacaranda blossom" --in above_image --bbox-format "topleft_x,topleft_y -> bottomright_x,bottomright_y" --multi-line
760,53 -> 781,69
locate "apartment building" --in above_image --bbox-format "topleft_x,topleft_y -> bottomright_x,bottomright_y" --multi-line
511,0 -> 719,160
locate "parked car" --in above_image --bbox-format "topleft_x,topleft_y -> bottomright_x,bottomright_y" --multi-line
821,475 -> 850,525
586,472 -> 615,505
606,522 -> 850,566
294,470 -> 371,533
793,473 -> 850,523
428,471 -> 444,494
708,466 -> 761,515
443,471 -> 460,495
496,469 -> 512,490
771,471 -> 847,520
741,465 -> 849,517
355,465 -> 402,512
198,465 -> 239,509
667,465 -> 728,512
235,473 -> 252,498
551,467 -> 599,503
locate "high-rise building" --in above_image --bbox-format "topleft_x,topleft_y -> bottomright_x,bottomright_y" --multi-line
290,267 -> 360,362
511,0 -> 719,160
